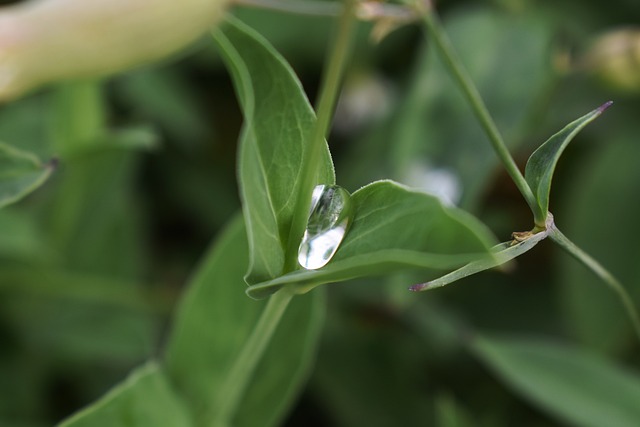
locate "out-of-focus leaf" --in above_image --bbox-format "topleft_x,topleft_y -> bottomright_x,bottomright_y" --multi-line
115,68 -> 211,148
558,133 -> 640,353
58,362 -> 192,427
343,8 -> 555,209
89,126 -> 159,152
524,102 -> 611,220
311,298 -> 433,427
247,180 -> 496,298
411,230 -> 547,292
435,393 -> 474,427
49,149 -> 146,279
215,15 -> 341,298
0,209 -> 47,259
2,294 -> 157,363
472,335 -> 640,427
0,95 -> 50,157
165,216 -> 325,427
213,17 -> 334,285
0,142 -> 54,209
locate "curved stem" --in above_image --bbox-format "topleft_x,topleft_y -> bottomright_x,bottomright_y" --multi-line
284,0 -> 357,273
234,0 -> 415,22
234,0 -> 341,16
549,225 -> 640,343
419,6 -> 542,224
210,287 -> 294,426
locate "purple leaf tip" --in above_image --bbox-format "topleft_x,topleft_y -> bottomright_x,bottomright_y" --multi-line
46,157 -> 60,170
409,283 -> 427,292
598,100 -> 614,114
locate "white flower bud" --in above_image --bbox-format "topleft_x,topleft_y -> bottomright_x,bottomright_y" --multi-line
0,0 -> 231,100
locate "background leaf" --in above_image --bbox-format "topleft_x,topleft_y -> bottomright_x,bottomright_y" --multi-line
214,17 -> 335,285
558,130 -> 640,353
247,180 -> 496,298
165,216 -> 325,427
524,102 -> 611,218
0,142 -> 54,209
472,335 -> 640,427
58,362 -> 192,427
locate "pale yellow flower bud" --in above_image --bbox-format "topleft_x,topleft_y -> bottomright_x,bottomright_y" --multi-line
584,28 -> 640,93
0,0 -> 231,100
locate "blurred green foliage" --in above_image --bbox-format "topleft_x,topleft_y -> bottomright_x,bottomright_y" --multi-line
1,0 -> 640,426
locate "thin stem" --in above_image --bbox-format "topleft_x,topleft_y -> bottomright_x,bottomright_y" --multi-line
549,226 -> 640,343
284,0 -> 357,273
420,6 -> 542,225
234,0 -> 416,22
51,80 -> 105,156
210,287 -> 294,426
234,0 -> 342,16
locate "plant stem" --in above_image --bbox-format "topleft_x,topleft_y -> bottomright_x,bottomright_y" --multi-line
210,287 -> 294,427
420,6 -> 542,225
235,0 -> 342,16
234,0 -> 415,22
284,0 -> 357,273
549,226 -> 640,342
51,80 -> 105,156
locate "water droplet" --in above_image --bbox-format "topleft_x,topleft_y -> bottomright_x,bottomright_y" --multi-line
298,184 -> 353,270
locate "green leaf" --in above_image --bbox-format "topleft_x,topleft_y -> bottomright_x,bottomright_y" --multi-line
0,142 -> 54,209
411,230 -> 547,292
58,362 -> 192,427
247,180 -> 496,298
525,102 -> 611,218
213,17 -> 334,285
165,216 -> 325,427
49,148 -> 147,278
472,335 -> 640,427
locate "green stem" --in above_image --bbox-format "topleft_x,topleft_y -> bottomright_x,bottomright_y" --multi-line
210,287 -> 294,426
235,0 -> 342,16
549,226 -> 640,343
420,7 -> 542,225
284,0 -> 357,273
234,0 -> 415,21
51,80 -> 105,156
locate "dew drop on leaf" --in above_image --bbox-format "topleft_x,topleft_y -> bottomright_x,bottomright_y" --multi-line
298,185 -> 353,270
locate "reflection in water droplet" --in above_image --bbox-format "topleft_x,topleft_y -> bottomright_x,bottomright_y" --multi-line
298,185 -> 353,270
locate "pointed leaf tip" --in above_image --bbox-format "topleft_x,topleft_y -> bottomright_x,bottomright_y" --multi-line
598,100 -> 613,113
409,283 -> 426,292
525,103 -> 612,218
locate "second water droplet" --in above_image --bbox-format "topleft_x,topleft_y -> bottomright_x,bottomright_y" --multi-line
298,184 -> 353,270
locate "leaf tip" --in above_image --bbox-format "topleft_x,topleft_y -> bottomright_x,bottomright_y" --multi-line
46,156 -> 60,171
597,100 -> 614,114
409,282 -> 428,292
